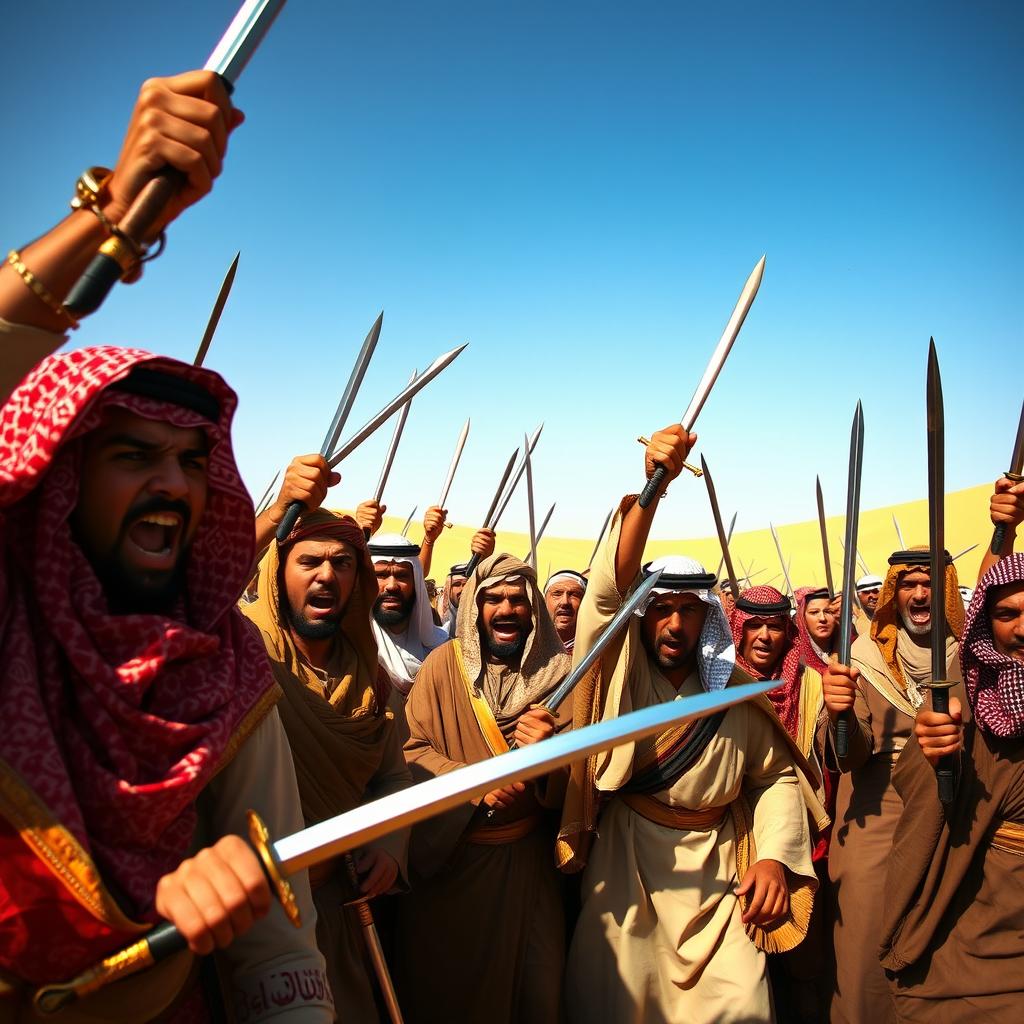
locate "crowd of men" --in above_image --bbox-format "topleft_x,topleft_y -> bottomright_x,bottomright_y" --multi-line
1,70 -> 1022,1024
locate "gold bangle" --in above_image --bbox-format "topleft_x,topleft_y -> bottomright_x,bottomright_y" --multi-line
5,250 -> 79,330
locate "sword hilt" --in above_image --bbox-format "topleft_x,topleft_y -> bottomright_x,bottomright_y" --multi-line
835,712 -> 850,758
991,523 -> 1007,556
464,552 -> 481,578
32,811 -> 297,1013
638,466 -> 667,509
276,500 -> 304,542
927,681 -> 957,804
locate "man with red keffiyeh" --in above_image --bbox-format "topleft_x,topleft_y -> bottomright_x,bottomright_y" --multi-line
0,347 -> 332,1022
880,551 -> 1024,1021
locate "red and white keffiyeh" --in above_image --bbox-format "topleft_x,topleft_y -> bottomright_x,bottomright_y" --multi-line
0,346 -> 275,918
962,553 -> 1024,739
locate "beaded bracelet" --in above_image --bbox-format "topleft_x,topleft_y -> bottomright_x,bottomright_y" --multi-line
5,250 -> 80,330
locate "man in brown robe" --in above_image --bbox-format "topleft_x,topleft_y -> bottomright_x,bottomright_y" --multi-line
243,506 -> 411,1021
879,553 -> 1024,1021
560,427 -> 821,1024
394,552 -> 570,1023
823,548 -> 966,1024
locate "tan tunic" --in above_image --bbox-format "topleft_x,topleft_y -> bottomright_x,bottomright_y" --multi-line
564,518 -> 817,1024
880,725 -> 1024,1022
395,642 -> 570,1024
829,630 -> 964,1024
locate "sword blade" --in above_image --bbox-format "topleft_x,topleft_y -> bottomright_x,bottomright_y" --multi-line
769,523 -> 794,596
1009,396 -> 1024,475
952,542 -> 978,562
373,372 -> 417,504
491,424 -> 544,528
481,449 -> 520,529
892,514 -> 906,550
254,468 -> 280,515
816,476 -> 836,598
322,312 -> 385,458
715,511 -> 738,581
679,256 -> 766,431
587,507 -> 614,571
401,506 -> 417,537
329,345 -> 468,468
194,252 -> 239,367
524,433 -> 539,570
837,402 -> 865,666
523,502 -> 556,560
701,456 -> 740,597
205,0 -> 289,86
438,419 -> 471,509
927,340 -> 948,685
274,678 -> 774,873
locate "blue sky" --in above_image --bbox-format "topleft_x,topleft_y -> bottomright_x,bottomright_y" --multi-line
4,1 -> 1021,540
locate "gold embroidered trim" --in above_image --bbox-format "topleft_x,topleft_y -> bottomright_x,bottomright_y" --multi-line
453,641 -> 509,756
991,819 -> 1024,857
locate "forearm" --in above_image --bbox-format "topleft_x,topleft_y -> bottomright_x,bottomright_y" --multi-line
615,494 -> 660,594
419,537 -> 435,577
978,524 -> 1016,578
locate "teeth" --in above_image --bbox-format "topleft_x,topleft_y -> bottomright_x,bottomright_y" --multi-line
140,513 -> 179,527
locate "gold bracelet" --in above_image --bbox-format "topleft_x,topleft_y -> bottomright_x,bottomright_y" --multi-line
5,250 -> 79,330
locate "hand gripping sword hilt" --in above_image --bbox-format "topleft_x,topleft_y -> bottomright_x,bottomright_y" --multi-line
990,470 -> 1024,555
638,465 -> 667,509
835,712 -> 850,759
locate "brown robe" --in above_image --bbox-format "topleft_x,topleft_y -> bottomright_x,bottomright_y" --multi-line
879,724 -> 1024,1022
829,628 -> 964,1024
394,553 -> 571,1024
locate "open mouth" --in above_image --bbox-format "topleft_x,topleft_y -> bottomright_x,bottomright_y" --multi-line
907,606 -> 930,625
126,512 -> 182,564
491,621 -> 521,644
306,591 -> 338,618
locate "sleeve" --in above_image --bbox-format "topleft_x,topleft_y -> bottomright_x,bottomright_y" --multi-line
743,709 -> 815,882
201,707 -> 334,1022
0,317 -> 67,404
364,715 -> 412,888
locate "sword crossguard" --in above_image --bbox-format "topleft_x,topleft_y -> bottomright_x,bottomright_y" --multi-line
635,437 -> 703,478
247,810 -> 301,928
1006,470 -> 1024,483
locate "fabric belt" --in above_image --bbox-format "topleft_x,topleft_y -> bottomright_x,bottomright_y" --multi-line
467,813 -> 541,845
620,792 -> 728,831
991,819 -> 1024,857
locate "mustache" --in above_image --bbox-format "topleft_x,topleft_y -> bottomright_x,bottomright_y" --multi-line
120,496 -> 191,535
491,618 -> 523,630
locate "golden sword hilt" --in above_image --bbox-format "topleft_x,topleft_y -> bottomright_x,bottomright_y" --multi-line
32,812 -> 298,1014
636,437 -> 703,478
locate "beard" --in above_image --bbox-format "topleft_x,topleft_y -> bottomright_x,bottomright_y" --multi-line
91,553 -> 188,616
655,636 -> 698,672
483,620 -> 528,660
899,607 -> 931,636
286,603 -> 343,640
373,591 -> 414,627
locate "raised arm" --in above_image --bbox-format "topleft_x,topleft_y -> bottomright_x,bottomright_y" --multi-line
977,475 -> 1024,579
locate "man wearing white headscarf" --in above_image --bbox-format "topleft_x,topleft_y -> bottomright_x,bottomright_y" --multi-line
544,568 -> 588,652
854,573 -> 884,635
559,426 -> 820,1024
369,534 -> 450,699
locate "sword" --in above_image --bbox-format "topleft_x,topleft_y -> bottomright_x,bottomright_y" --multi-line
926,340 -> 955,804
254,468 -> 281,516
276,312 -> 384,541
990,397 -> 1024,555
769,523 -> 794,596
951,543 -> 978,563
33,678 -> 774,1012
638,255 -> 766,508
523,503 -> 556,562
816,476 -> 836,598
401,506 -> 418,538
701,456 -> 740,597
64,0 -> 287,316
715,511 -> 738,581
342,853 -> 403,1024
193,251 -> 239,366
438,419 -> 471,510
327,345 -> 468,470
373,372 -> 417,505
892,514 -> 906,550
835,401 -> 865,759
524,433 -> 539,570
587,507 -> 614,571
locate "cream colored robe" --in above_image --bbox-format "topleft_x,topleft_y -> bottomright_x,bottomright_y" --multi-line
565,518 -> 816,1024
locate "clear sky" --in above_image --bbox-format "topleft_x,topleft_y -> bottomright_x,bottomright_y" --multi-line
4,1 -> 1021,542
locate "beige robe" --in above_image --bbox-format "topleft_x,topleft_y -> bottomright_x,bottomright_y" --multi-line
563,515 -> 817,1024
829,629 -> 964,1024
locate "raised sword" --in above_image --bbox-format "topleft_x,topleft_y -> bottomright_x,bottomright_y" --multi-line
194,251 -> 239,366
438,419 -> 471,510
715,511 -> 738,582
701,456 -> 740,597
925,341 -> 955,803
816,476 -> 836,598
34,678 -> 775,1011
892,514 -> 907,550
834,401 -> 865,759
523,503 -> 556,562
990,397 -> 1024,555
372,372 -> 417,505
524,433 -> 539,570
769,523 -> 794,597
638,256 -> 766,508
64,0 -> 288,316
587,507 -> 614,571
400,506 -> 418,538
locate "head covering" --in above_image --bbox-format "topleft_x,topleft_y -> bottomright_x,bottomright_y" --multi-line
795,586 -> 834,676
960,553 -> 1024,738
0,346 -> 275,920
856,574 -> 883,593
544,569 -> 588,595
731,585 -> 803,735
870,548 -> 964,690
456,552 -> 569,722
368,533 -> 450,694
635,556 -> 734,692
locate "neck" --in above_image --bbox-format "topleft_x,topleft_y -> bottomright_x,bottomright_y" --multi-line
484,651 -> 522,671
661,654 -> 697,691
290,629 -> 335,671
384,617 -> 410,638
555,623 -> 574,645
